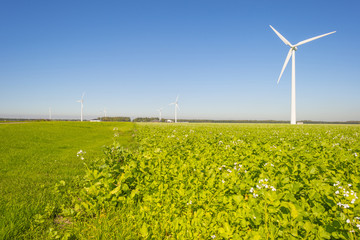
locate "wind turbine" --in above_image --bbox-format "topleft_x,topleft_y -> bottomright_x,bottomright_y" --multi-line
270,25 -> 335,125
77,92 -> 85,122
169,95 -> 179,123
157,108 -> 163,122
102,108 -> 107,118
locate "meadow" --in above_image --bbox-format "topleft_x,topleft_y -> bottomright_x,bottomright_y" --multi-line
1,122 -> 360,239
0,121 -> 134,239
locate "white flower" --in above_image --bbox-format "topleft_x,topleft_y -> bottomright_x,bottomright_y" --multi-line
346,219 -> 351,223
265,179 -> 268,182
355,153 -> 358,157
250,187 -> 254,193
227,169 -> 232,173
187,200 -> 192,205
256,185 -> 261,189
219,167 -> 222,170
348,184 -> 352,187
222,180 -> 225,183
335,191 -> 339,194
253,216 -> 256,219
211,235 -> 216,239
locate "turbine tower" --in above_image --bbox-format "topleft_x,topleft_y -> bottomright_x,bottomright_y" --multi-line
158,108 -> 163,122
170,95 -> 179,123
270,25 -> 335,125
77,92 -> 85,122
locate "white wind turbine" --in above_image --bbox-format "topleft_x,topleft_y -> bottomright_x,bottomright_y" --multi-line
157,108 -> 163,122
77,92 -> 85,122
102,108 -> 107,118
270,25 -> 335,125
169,95 -> 179,123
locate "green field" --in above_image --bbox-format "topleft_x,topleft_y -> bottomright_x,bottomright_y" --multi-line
1,122 -> 360,239
0,121 -> 134,239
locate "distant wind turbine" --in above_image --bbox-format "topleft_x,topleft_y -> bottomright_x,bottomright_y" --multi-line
157,108 -> 163,121
77,92 -> 85,122
102,108 -> 107,118
270,25 -> 335,125
169,95 -> 180,123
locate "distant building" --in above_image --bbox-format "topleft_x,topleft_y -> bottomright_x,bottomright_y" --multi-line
297,122 -> 304,125
166,119 -> 173,123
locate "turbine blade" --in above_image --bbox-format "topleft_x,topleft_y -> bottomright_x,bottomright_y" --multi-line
175,95 -> 179,103
270,25 -> 292,47
176,104 -> 180,111
82,92 -> 85,99
294,31 -> 336,47
277,48 -> 293,84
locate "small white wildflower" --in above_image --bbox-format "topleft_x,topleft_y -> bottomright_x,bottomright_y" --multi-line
253,193 -> 258,198
219,167 -> 222,170
234,162 -> 237,165
335,190 -> 339,194
256,185 -> 261,189
346,219 -> 351,223
271,163 -> 274,167
222,180 -> 225,183
355,153 -> 358,157
227,169 -> 232,173
351,199 -> 356,204
253,216 -> 256,219
211,235 -> 216,239
250,187 -> 254,193
348,184 -> 352,187
187,200 -> 192,205
265,179 -> 268,182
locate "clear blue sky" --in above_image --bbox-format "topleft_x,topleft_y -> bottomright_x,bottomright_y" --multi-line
1,0 -> 359,121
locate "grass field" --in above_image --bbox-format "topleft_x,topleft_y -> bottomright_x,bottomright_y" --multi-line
0,121 -> 134,239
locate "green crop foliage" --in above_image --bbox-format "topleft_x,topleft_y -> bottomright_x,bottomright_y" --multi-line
0,121 -> 134,239
50,123 -> 360,239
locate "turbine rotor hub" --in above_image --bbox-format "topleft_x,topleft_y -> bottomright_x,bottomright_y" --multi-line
292,46 -> 298,51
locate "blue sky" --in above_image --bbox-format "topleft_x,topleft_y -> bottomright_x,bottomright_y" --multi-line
0,0 -> 359,121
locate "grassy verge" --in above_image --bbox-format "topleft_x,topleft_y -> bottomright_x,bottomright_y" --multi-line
0,121 -> 134,239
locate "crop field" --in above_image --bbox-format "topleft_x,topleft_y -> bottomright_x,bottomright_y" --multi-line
0,121 -> 134,239
36,123 -> 358,239
1,122 -> 360,239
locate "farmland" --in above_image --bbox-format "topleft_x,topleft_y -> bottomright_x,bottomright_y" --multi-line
46,123 -> 359,239
1,122 -> 360,239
